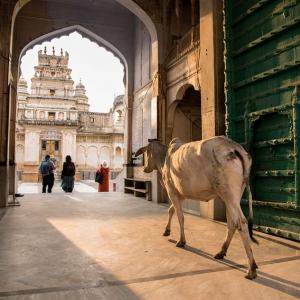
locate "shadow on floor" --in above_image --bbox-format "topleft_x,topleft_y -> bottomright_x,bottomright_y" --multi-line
0,214 -> 139,299
167,239 -> 300,298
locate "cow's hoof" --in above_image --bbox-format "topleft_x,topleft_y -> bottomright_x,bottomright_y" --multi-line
176,241 -> 186,248
214,252 -> 226,259
163,229 -> 171,236
245,263 -> 258,280
245,271 -> 257,280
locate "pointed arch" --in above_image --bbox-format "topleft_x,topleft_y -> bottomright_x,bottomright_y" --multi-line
18,25 -> 128,84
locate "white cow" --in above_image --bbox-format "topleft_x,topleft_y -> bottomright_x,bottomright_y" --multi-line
135,136 -> 258,279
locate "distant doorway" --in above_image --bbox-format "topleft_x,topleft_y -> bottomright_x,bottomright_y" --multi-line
41,140 -> 61,169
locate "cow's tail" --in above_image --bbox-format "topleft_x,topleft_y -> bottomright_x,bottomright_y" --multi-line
234,148 -> 259,245
246,180 -> 259,244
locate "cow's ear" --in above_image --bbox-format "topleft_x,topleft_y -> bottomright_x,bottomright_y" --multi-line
135,146 -> 148,157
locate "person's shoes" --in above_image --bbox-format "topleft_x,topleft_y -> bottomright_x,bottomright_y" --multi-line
42,191 -> 46,193
15,193 -> 24,197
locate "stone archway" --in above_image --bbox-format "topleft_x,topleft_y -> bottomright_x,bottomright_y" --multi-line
11,0 -> 159,77
18,25 -> 129,88
168,84 -> 201,214
167,84 -> 201,144
0,0 -> 162,205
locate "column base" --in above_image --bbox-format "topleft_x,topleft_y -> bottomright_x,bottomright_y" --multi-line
22,163 -> 39,182
9,164 -> 16,195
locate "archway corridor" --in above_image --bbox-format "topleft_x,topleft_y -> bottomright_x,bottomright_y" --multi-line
0,0 -> 226,212
3,0 -> 160,205
0,192 -> 299,299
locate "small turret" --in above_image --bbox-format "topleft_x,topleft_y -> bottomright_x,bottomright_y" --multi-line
75,79 -> 86,95
17,75 -> 29,102
74,79 -> 89,111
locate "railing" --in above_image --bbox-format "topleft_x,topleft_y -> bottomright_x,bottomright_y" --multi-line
18,118 -> 80,126
28,95 -> 75,101
167,25 -> 200,64
77,126 -> 124,134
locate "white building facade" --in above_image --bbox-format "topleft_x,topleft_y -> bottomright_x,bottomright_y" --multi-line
16,47 -> 124,182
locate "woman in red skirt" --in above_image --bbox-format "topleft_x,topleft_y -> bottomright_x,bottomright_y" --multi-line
98,161 -> 109,192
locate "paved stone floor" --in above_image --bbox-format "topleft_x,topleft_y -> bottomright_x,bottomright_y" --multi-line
0,189 -> 299,299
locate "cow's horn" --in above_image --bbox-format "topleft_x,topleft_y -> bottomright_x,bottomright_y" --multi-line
135,146 -> 148,157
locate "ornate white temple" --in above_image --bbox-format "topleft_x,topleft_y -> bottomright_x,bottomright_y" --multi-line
16,47 -> 125,182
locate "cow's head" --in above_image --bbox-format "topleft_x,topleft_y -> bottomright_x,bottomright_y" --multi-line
135,139 -> 165,173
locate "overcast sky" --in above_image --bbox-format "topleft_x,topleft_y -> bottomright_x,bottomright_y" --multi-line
20,31 -> 125,113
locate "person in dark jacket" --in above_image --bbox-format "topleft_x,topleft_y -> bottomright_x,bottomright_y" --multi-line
61,155 -> 76,192
39,154 -> 55,193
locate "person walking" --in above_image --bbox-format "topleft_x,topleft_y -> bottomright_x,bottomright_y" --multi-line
97,161 -> 109,192
61,155 -> 76,193
39,154 -> 55,193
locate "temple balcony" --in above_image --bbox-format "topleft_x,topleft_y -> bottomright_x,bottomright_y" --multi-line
167,25 -> 200,65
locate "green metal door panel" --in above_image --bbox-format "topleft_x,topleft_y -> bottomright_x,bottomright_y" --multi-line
225,0 -> 300,240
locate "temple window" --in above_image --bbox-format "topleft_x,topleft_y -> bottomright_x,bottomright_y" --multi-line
41,140 -> 46,150
48,112 -> 55,121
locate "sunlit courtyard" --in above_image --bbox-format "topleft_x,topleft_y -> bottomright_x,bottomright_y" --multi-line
0,191 -> 299,299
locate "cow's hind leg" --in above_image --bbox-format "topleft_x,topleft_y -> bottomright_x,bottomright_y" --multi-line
215,209 -> 236,259
230,205 -> 257,279
238,214 -> 258,279
220,189 -> 257,279
163,204 -> 175,236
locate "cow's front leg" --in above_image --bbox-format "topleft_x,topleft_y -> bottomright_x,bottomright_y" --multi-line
163,205 -> 175,236
173,200 -> 186,247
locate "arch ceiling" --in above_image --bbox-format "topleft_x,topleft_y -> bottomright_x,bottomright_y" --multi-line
12,0 -> 158,44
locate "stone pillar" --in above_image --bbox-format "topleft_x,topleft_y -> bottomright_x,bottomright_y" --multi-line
199,0 -> 226,220
62,131 -> 76,162
125,91 -> 133,178
0,6 -> 13,207
9,80 -> 18,196
23,130 -> 40,182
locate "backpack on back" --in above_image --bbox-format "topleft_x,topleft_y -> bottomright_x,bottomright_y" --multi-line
40,161 -> 51,176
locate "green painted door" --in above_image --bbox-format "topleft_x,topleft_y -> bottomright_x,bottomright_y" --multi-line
224,0 -> 300,240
